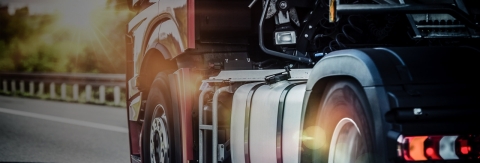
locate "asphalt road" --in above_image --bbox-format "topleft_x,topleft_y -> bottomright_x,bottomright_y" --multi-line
0,96 -> 130,163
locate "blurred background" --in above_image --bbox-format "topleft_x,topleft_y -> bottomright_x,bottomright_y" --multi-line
0,0 -> 134,162
0,0 -> 133,73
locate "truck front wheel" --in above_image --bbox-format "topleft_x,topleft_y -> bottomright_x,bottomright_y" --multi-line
142,72 -> 174,163
315,80 -> 374,163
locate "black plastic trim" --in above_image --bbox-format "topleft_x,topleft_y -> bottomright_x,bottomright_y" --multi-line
386,107 -> 480,123
335,4 -> 479,29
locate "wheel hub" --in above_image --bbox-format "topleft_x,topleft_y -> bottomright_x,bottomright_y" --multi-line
150,117 -> 169,163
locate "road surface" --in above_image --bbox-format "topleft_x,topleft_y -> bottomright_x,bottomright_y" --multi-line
0,96 -> 130,163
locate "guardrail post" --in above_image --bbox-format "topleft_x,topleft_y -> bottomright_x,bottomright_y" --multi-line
99,85 -> 105,104
38,82 -> 44,96
61,83 -> 67,100
20,80 -> 25,93
114,86 -> 120,106
2,80 -> 7,93
0,73 -> 126,106
50,83 -> 56,99
29,81 -> 34,95
85,85 -> 92,102
73,84 -> 79,101
11,80 -> 16,94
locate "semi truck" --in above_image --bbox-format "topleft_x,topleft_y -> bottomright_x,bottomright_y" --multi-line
124,0 -> 480,162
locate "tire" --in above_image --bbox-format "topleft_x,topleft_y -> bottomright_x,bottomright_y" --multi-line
313,79 -> 375,163
142,72 -> 175,163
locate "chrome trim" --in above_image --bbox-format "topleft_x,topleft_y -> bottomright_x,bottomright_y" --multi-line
128,75 -> 139,99
212,87 -> 232,163
198,87 -> 214,163
128,93 -> 142,121
205,69 -> 311,83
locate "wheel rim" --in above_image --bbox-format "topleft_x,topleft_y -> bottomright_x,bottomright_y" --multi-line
149,107 -> 169,163
328,118 -> 366,163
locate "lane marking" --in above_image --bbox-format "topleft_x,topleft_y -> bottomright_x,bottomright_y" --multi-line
0,107 -> 128,133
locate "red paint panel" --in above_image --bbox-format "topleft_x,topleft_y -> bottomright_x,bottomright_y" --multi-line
187,0 -> 195,49
129,121 -> 141,155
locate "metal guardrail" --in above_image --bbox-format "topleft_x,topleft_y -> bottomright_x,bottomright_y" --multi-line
0,73 -> 126,107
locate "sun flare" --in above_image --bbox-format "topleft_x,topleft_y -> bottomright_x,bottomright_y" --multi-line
54,0 -> 105,32
2,0 -> 133,73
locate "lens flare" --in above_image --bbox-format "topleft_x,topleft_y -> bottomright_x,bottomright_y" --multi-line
302,126 -> 326,150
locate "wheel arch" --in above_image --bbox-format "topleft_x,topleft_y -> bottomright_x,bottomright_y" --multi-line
142,20 -> 185,59
140,13 -> 183,61
301,49 -> 393,162
303,49 -> 387,120
303,49 -> 389,126
138,47 -> 177,98
134,12 -> 184,88
303,75 -> 361,123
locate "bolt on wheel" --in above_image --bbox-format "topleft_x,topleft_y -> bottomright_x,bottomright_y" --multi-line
150,114 -> 169,163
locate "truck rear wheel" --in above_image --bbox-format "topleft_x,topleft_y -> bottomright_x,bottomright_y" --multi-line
142,72 -> 174,163
315,80 -> 374,163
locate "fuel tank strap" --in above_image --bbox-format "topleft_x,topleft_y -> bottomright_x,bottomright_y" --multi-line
276,82 -> 305,163
245,83 -> 266,163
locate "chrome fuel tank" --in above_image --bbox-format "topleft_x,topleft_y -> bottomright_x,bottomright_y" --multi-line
230,81 -> 306,163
